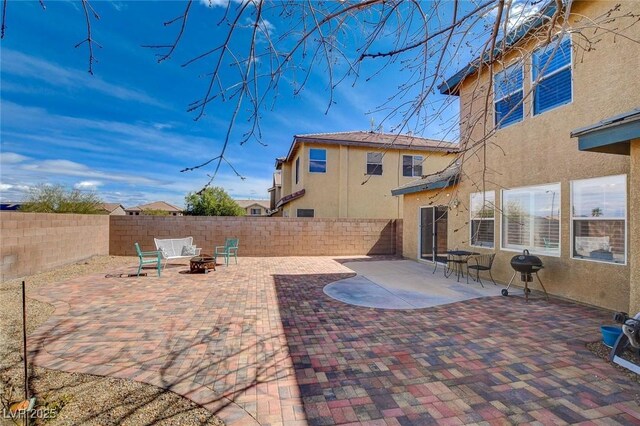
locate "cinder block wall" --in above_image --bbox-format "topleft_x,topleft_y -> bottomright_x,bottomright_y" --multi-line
110,216 -> 402,257
0,212 -> 110,281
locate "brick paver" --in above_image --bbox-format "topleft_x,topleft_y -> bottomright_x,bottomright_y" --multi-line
28,257 -> 639,425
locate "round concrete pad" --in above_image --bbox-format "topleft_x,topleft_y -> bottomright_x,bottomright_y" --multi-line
324,275 -> 437,309
324,260 -> 505,309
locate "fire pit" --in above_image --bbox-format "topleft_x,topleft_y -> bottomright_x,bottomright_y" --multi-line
502,249 -> 549,301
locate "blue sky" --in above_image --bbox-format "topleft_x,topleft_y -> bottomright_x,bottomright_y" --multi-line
0,1 -> 503,208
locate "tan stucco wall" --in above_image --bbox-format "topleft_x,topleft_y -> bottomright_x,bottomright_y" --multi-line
629,139 -> 640,313
281,142 -> 454,218
402,1 -> 638,311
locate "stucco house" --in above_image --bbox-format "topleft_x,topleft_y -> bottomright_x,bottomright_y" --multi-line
271,131 -> 457,218
235,199 -> 270,216
98,203 -> 126,215
392,1 -> 638,312
126,201 -> 183,216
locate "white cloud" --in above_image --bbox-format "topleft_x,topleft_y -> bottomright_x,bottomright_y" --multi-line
0,184 -> 14,191
74,180 -> 103,190
21,159 -> 164,186
1,49 -> 167,108
0,152 -> 30,164
199,0 -> 242,8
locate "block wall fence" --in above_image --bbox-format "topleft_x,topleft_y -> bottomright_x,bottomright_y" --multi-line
0,212 -> 110,281
110,216 -> 402,257
0,213 -> 402,281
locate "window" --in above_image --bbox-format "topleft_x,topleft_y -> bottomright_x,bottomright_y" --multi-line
571,175 -> 626,264
532,36 -> 572,115
295,157 -> 300,184
402,155 -> 423,177
309,149 -> 326,173
250,208 -> 261,215
297,209 -> 314,217
470,191 -> 495,248
494,63 -> 523,128
502,183 -> 560,255
366,152 -> 383,175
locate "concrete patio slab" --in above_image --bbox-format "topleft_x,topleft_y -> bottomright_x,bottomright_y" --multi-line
27,256 -> 640,426
324,260 -> 504,309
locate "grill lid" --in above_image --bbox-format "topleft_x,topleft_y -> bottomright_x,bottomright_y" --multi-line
510,249 -> 544,272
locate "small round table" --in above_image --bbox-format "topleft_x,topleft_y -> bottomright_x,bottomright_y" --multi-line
190,255 -> 216,273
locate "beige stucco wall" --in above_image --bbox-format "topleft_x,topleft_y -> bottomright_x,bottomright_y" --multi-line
629,139 -> 640,313
280,142 -> 454,218
402,1 -> 638,311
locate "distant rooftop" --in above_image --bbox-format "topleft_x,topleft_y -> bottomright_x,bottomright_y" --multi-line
235,199 -> 270,209
126,201 -> 182,212
98,203 -> 124,213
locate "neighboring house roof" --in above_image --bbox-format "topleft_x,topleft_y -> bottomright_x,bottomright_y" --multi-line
285,131 -> 458,161
98,203 -> 125,213
438,0 -> 558,96
126,201 -> 182,212
572,108 -> 640,156
276,189 -> 306,209
235,199 -> 270,209
268,171 -> 282,193
391,165 -> 460,196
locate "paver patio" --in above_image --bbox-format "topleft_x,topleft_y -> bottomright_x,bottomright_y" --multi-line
28,257 -> 639,425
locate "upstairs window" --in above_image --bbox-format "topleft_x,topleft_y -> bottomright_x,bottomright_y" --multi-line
494,63 -> 523,128
533,36 -> 572,115
402,155 -> 423,177
502,183 -> 560,256
309,149 -> 326,173
366,152 -> 383,175
470,191 -> 495,248
571,175 -> 626,264
295,157 -> 300,184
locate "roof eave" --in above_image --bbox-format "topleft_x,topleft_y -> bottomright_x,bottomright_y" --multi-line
391,174 -> 460,196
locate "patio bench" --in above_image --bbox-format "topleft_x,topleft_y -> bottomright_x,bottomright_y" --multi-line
154,237 -> 201,269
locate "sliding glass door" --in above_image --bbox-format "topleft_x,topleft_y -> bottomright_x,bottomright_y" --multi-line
419,206 -> 448,263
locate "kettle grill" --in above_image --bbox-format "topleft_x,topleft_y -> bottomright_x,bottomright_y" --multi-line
502,249 -> 549,301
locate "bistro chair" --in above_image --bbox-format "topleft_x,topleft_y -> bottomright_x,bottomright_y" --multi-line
214,238 -> 239,266
466,253 -> 497,287
134,242 -> 162,277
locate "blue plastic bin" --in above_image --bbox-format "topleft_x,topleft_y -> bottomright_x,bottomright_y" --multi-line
600,325 -> 622,347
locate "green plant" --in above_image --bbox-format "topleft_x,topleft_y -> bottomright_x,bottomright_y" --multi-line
184,187 -> 245,216
20,184 -> 102,214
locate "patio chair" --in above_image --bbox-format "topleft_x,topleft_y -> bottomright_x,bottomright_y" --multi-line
466,253 -> 496,287
135,242 -> 162,277
214,238 -> 239,267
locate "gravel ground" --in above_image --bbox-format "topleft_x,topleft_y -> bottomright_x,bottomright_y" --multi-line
587,340 -> 640,388
0,255 -> 224,426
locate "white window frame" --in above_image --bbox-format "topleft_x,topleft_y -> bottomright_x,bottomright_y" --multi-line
500,182 -> 561,257
309,148 -> 327,174
250,208 -> 261,215
494,63 -> 524,128
570,174 -> 627,266
470,191 -> 495,248
402,155 -> 423,177
366,152 -> 383,176
531,34 -> 573,116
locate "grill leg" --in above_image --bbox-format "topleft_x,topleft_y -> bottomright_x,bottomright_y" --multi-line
506,272 -> 517,290
535,273 -> 550,301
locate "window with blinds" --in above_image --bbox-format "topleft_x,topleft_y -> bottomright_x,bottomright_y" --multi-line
366,152 -> 383,175
470,191 -> 495,247
494,63 -> 524,128
533,36 -> 572,115
571,175 -> 626,264
502,183 -> 560,255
